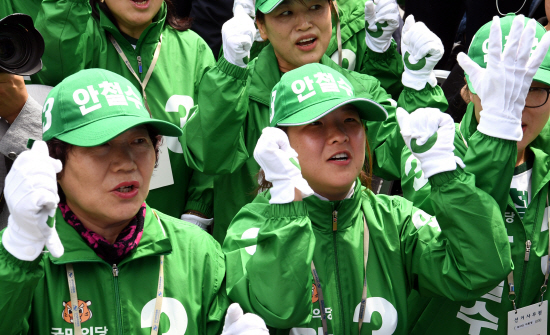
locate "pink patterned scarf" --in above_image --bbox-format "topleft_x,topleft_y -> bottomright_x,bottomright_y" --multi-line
59,203 -> 145,264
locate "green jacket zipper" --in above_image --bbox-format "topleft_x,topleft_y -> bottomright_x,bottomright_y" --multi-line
112,263 -> 123,335
332,209 -> 346,334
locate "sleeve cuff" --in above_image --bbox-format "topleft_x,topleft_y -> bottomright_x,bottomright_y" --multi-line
264,201 -> 309,220
184,201 -> 213,219
366,39 -> 398,61
429,167 -> 463,187
217,56 -> 250,81
0,243 -> 43,271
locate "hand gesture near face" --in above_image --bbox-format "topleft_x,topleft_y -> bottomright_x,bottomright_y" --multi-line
222,4 -> 257,68
457,15 -> 550,141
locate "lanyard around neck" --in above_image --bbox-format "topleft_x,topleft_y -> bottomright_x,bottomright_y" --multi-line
109,33 -> 162,117
311,214 -> 369,335
507,194 -> 550,311
65,210 -> 165,335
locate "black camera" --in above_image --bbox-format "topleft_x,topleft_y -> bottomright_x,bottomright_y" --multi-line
0,13 -> 44,76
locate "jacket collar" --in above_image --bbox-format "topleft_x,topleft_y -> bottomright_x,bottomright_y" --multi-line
49,204 -> 172,265
304,180 -> 364,233
98,2 -> 166,52
326,0 -> 365,55
248,44 -> 355,106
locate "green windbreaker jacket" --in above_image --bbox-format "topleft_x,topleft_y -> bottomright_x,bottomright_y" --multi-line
223,170 -> 512,334
0,0 -> 41,21
181,44 -> 447,244
249,0 -> 406,100
401,103 -> 550,334
0,204 -> 228,335
32,0 -> 215,218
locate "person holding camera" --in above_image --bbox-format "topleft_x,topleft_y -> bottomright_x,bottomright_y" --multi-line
0,73 -> 42,230
31,0 -> 215,231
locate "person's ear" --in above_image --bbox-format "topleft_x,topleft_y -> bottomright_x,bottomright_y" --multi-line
256,18 -> 269,41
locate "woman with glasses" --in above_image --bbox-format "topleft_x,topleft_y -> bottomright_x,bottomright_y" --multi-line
401,14 -> 550,334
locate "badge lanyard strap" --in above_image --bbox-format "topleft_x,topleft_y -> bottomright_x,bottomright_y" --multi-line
109,34 -> 162,117
508,194 -> 550,311
311,214 -> 369,335
65,210 -> 165,335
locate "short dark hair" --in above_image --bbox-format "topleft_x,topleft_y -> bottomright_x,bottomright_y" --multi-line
256,0 -> 333,24
46,125 -> 162,203
90,0 -> 192,32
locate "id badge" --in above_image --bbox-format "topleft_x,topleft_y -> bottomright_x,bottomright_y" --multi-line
149,139 -> 174,190
507,300 -> 547,334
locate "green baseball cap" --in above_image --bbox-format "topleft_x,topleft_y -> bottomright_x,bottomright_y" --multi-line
41,68 -> 182,146
256,0 -> 284,13
270,63 -> 388,127
466,13 -> 550,94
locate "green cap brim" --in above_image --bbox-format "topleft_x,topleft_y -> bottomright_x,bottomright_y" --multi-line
465,73 -> 476,95
533,66 -> 550,87
257,0 -> 283,13
274,97 -> 388,126
54,115 -> 182,147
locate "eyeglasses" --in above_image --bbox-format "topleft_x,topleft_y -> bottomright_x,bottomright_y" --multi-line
525,87 -> 550,108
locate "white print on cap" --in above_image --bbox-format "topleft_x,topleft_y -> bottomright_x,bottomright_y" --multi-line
291,72 -> 354,103
42,97 -> 54,132
72,81 -> 143,116
481,35 -> 539,63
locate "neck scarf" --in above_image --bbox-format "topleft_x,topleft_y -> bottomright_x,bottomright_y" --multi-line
59,202 -> 145,264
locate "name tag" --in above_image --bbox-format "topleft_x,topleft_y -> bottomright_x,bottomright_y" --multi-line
508,300 -> 547,335
149,139 -> 174,190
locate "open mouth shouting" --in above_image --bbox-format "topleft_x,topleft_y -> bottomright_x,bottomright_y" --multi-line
112,181 -> 140,199
295,35 -> 318,51
130,0 -> 150,9
328,151 -> 351,165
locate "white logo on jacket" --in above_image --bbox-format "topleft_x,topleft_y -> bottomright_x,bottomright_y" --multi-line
141,297 -> 188,334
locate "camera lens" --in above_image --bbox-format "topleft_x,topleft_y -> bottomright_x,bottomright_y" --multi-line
0,36 -> 16,61
0,24 -> 32,70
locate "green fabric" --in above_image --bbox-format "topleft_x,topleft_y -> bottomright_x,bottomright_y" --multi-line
401,102 -> 550,334
222,171 -> 512,333
32,0 -> 216,218
0,205 -> 228,334
182,43 -> 445,244
271,63 -> 388,126
0,0 -> 41,20
250,0 -> 407,101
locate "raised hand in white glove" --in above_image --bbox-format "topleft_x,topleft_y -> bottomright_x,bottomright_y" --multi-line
397,107 -> 464,178
222,5 -> 256,68
457,15 -> 550,141
364,0 -> 400,53
221,303 -> 269,335
233,0 -> 255,17
2,141 -> 64,261
401,15 -> 444,90
254,127 -> 314,204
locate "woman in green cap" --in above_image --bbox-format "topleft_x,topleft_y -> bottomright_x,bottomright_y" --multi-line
221,61 -> 514,334
30,0 -> 214,229
181,0 -> 447,245
401,15 -> 550,335
0,68 -> 269,335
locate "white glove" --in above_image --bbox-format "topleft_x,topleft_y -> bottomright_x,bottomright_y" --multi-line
181,213 -> 213,231
222,5 -> 256,68
397,107 -> 465,178
401,15 -> 444,90
2,141 -> 64,261
254,127 -> 314,204
457,15 -> 550,141
221,303 -> 269,335
364,0 -> 400,53
233,0 -> 255,17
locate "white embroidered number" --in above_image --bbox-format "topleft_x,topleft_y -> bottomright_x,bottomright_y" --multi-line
42,97 -> 54,132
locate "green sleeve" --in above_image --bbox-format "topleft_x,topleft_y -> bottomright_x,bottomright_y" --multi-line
401,169 -> 512,300
203,234 -> 230,335
0,0 -> 41,20
181,57 -> 251,175
222,196 -> 315,329
0,239 -> 43,332
397,84 -> 449,113
359,39 -> 404,100
184,169 -> 214,218
32,0 -> 98,86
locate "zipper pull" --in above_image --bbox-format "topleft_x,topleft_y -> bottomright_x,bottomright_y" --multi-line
137,56 -> 143,74
525,240 -> 532,262
332,210 -> 338,231
112,264 -> 119,277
